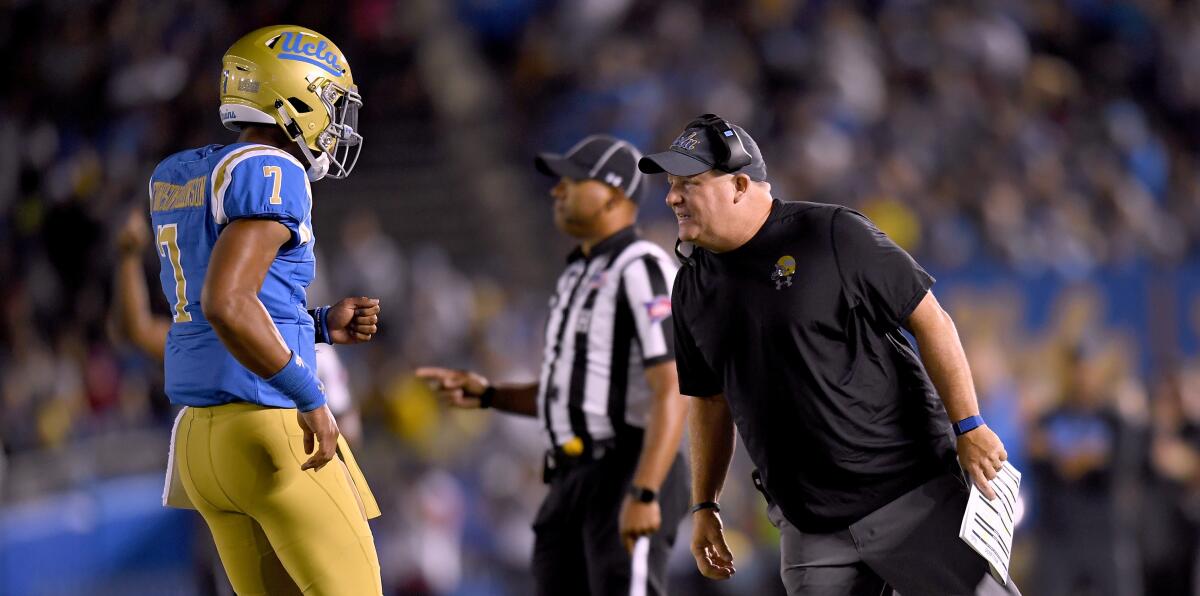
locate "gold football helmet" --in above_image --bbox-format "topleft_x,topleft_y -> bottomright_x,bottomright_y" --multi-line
219,25 -> 362,181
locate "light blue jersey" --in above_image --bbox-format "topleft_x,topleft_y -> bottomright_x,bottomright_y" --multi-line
148,142 -> 320,409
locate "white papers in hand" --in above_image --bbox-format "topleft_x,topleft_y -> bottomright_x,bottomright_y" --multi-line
958,461 -> 1021,585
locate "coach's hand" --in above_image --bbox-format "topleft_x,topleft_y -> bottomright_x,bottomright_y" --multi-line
297,404 -> 341,471
958,424 -> 1007,500
620,496 -> 661,552
328,297 -> 381,344
691,509 -> 735,580
415,367 -> 489,408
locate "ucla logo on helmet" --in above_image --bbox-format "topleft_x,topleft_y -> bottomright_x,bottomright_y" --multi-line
277,31 -> 345,77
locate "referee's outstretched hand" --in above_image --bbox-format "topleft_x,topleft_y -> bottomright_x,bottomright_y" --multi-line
691,510 -> 735,580
957,424 -> 1008,500
415,367 -> 489,409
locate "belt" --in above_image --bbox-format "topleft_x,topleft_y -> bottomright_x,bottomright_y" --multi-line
542,436 -> 620,483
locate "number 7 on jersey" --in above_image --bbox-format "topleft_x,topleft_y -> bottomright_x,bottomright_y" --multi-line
157,223 -> 192,323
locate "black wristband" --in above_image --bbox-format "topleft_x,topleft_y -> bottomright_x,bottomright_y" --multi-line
308,306 -> 333,344
479,386 -> 496,409
690,501 -> 720,514
629,485 -> 657,503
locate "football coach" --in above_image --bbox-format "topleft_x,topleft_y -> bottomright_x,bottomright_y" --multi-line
638,114 -> 1021,596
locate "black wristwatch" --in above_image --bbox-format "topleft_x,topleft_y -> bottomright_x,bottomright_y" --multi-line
478,386 -> 496,409
629,485 -> 657,503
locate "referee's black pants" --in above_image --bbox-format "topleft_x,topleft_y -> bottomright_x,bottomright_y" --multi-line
532,434 -> 689,596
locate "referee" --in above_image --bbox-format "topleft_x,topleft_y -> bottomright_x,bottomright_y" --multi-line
418,135 -> 690,596
638,115 -> 1022,596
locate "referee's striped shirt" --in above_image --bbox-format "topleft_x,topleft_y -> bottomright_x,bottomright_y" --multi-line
537,226 -> 678,450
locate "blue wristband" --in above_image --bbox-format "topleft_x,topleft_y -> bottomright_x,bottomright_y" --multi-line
953,415 -> 985,436
266,351 -> 326,412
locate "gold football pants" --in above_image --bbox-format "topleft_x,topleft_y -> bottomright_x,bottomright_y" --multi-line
166,402 -> 382,595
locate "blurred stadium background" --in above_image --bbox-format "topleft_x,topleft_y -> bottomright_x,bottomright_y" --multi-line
3,0 -> 1200,594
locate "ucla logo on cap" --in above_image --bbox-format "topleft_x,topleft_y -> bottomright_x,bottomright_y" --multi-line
277,31 -> 345,77
672,130 -> 701,152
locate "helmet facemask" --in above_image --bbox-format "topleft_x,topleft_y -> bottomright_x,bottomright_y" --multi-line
316,79 -> 362,180
274,77 -> 363,181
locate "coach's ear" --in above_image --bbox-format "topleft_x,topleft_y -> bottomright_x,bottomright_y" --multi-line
731,173 -> 752,203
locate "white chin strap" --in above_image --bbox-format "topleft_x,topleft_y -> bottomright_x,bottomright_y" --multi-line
274,103 -> 330,182
303,152 -> 330,182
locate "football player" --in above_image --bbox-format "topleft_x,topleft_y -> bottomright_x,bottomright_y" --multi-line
113,208 -> 367,445
147,25 -> 382,595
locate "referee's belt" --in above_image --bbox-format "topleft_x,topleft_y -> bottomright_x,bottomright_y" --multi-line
543,436 -> 619,481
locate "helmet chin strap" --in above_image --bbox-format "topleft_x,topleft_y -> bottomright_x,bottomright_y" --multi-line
274,101 -> 329,182
302,152 -> 330,182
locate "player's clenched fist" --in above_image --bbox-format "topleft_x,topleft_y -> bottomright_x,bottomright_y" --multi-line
691,509 -> 736,580
416,367 -> 489,409
327,296 -> 381,344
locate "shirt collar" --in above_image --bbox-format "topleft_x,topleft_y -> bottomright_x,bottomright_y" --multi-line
567,225 -> 639,263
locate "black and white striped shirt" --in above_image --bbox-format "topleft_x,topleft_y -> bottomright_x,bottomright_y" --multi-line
537,227 -> 677,450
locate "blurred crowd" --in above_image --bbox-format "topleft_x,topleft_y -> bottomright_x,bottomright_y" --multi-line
503,0 -> 1200,277
3,0 -> 1200,594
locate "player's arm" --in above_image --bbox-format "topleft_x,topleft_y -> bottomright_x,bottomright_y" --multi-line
202,219 -> 294,373
689,391 -> 736,579
904,290 -> 1007,499
202,218 -> 338,471
620,361 -> 689,551
114,209 -> 170,360
415,367 -> 538,416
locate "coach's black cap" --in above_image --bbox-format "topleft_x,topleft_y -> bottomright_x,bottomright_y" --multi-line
535,135 -> 645,200
638,117 -> 767,181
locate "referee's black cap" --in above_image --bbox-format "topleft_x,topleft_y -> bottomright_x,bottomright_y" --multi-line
639,117 -> 767,181
535,135 -> 645,201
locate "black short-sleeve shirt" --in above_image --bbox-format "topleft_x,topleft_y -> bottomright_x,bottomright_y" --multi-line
672,200 -> 958,532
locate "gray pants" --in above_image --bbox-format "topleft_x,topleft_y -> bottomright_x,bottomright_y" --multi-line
767,473 -> 1022,596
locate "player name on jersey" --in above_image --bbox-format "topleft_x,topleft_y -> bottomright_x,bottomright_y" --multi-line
151,176 -> 208,213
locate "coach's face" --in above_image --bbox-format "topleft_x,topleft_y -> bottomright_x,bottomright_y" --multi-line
551,177 -> 614,237
665,170 -> 737,245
